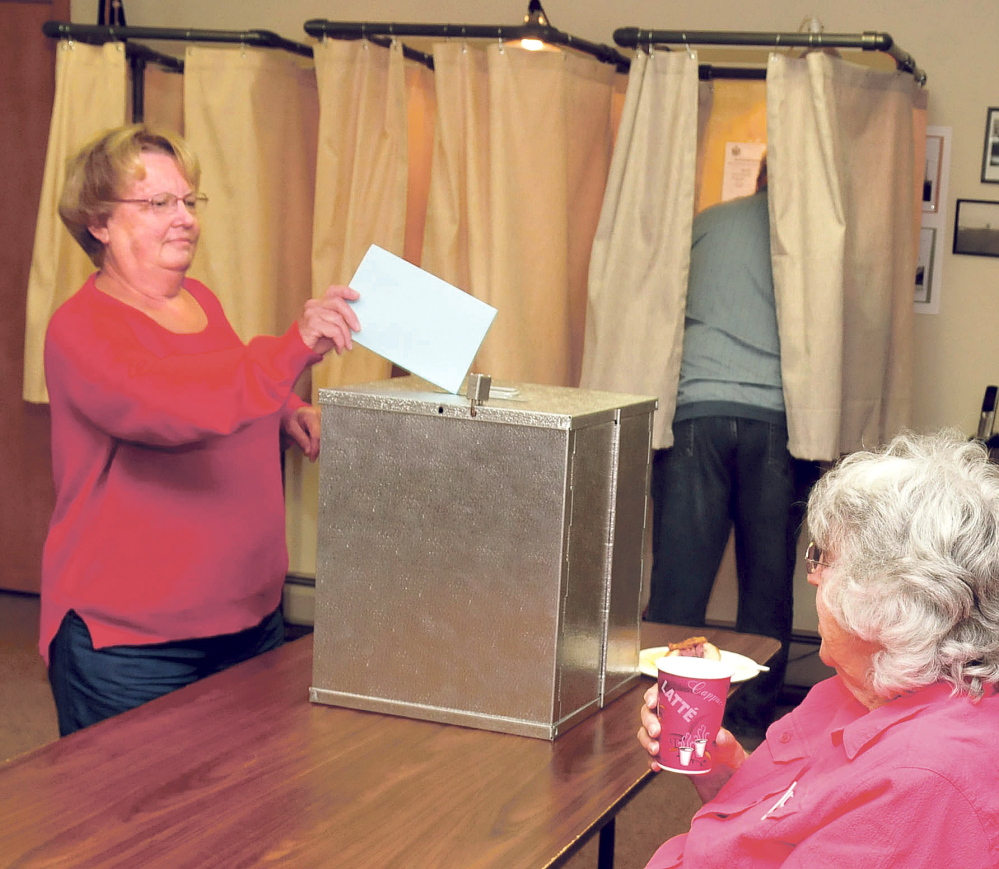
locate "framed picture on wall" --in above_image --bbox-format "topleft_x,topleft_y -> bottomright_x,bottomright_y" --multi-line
953,199 -> 999,257
915,227 -> 935,303
923,134 -> 943,212
982,108 -> 999,183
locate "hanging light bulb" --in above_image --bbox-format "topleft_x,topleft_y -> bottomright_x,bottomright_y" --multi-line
520,0 -> 550,51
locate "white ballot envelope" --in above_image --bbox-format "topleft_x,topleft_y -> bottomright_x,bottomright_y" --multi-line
347,245 -> 498,394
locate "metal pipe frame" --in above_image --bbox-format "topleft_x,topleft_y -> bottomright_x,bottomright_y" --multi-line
303,19 -> 632,72
41,21 -> 314,58
614,27 -> 925,84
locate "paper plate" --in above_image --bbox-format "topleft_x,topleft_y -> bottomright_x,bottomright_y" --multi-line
639,647 -> 765,683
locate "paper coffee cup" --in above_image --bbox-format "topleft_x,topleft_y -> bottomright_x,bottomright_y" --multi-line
656,655 -> 735,775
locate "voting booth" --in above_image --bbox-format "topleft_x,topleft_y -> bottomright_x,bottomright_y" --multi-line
309,376 -> 657,739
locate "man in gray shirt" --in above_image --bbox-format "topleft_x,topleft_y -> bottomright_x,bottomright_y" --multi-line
646,159 -> 816,738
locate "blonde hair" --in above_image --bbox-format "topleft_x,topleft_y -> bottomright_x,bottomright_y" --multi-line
58,124 -> 201,267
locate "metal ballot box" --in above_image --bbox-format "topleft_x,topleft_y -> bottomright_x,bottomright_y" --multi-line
310,376 -> 656,739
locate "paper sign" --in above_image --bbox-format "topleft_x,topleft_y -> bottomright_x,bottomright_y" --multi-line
721,142 -> 767,202
347,245 -> 498,394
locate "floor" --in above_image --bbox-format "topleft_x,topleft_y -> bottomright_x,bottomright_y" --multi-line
0,591 -> 59,763
0,590 -> 810,868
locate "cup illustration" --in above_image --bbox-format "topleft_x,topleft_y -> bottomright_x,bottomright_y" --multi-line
656,655 -> 735,775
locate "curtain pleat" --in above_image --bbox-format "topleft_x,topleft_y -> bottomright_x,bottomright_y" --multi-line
309,39 -> 414,391
22,41 -> 128,403
183,46 -> 318,340
404,63 -> 437,267
767,53 -> 917,460
579,50 -> 700,450
142,65 -> 184,135
422,43 -> 616,387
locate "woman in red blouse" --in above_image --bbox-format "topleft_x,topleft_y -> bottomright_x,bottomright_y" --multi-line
42,124 -> 360,736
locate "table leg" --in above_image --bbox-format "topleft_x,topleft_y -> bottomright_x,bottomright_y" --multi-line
597,817 -> 615,869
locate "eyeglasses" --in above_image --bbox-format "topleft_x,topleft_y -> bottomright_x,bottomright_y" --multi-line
111,193 -> 208,215
805,541 -> 831,574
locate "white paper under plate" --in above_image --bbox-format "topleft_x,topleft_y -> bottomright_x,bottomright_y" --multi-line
639,647 -> 765,682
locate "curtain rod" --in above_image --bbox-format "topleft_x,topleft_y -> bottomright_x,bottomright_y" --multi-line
41,21 -> 437,71
615,28 -> 926,84
700,67 -> 766,81
303,19 -> 632,72
43,22 -> 185,74
41,21 -> 314,58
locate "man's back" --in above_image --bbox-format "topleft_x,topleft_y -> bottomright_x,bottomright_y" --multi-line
676,190 -> 783,416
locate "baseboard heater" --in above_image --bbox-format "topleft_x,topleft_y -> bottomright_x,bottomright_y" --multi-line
282,573 -> 316,627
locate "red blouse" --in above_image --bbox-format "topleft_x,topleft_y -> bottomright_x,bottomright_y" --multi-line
40,275 -> 321,662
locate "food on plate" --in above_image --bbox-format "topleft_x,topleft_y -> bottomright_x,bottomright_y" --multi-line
664,636 -> 722,661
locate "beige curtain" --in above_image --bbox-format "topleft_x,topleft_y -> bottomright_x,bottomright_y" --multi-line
309,39 -> 417,390
422,42 -> 617,388
142,65 -> 184,135
767,53 -> 919,461
183,46 -> 318,341
579,50 -> 700,450
22,41 -> 128,403
286,40 -> 431,576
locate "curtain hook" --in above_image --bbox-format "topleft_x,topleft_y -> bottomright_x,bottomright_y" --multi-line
682,32 -> 694,59
636,29 -> 652,57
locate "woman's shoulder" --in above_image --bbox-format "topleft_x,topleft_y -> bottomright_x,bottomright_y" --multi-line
861,683 -> 999,776
48,273 -> 103,331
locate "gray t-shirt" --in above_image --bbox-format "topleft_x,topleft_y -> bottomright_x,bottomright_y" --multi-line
674,189 -> 784,422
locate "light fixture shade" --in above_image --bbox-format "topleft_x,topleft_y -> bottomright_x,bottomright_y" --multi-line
524,0 -> 549,28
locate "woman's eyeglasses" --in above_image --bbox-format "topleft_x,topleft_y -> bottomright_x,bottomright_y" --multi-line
111,193 -> 209,215
805,541 -> 830,574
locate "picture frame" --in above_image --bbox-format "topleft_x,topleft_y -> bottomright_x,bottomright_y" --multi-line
915,227 -> 935,304
982,108 -> 999,184
917,125 -> 950,315
923,134 -> 943,212
953,199 -> 999,258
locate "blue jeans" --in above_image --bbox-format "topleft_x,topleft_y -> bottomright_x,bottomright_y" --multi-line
646,416 -> 816,730
48,608 -> 285,737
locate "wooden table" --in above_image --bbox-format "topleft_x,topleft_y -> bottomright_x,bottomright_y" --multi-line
0,624 -> 778,868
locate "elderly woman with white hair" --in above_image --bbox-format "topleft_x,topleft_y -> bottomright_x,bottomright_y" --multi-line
637,429 -> 999,868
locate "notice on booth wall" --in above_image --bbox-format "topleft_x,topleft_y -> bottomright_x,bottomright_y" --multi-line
347,245 -> 498,394
720,142 -> 767,202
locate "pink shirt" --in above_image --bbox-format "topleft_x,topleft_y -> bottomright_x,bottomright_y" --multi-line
40,275 -> 321,663
646,676 -> 999,868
